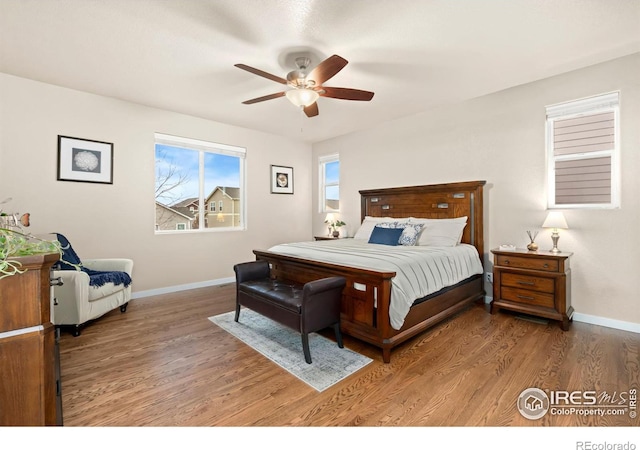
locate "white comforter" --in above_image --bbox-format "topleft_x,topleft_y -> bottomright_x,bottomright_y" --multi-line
267,239 -> 484,330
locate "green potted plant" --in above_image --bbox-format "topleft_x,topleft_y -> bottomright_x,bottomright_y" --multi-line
324,217 -> 346,238
1,201 -> 62,278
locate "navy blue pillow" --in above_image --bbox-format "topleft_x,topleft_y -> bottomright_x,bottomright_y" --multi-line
368,226 -> 403,246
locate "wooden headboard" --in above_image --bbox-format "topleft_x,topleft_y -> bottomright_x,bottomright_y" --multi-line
360,180 -> 486,259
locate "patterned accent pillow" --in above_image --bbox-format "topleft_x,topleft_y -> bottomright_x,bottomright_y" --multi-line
398,223 -> 424,246
378,222 -> 424,246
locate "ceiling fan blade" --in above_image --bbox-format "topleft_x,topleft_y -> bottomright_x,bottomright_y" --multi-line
307,55 -> 348,85
304,102 -> 319,117
320,87 -> 374,101
234,64 -> 288,84
241,92 -> 286,104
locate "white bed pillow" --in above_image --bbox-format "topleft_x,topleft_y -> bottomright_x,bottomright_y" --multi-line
409,216 -> 468,246
353,216 -> 409,240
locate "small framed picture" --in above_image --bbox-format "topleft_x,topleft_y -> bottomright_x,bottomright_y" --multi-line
271,164 -> 293,194
57,135 -> 113,184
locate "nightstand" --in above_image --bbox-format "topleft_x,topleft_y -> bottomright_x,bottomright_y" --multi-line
490,248 -> 573,330
314,236 -> 339,241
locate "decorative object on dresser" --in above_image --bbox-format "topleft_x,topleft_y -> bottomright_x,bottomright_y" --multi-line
526,230 -> 539,251
491,247 -> 573,330
541,211 -> 568,253
0,253 -> 63,425
324,213 -> 346,237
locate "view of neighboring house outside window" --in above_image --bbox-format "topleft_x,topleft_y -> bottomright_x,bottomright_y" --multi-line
154,133 -> 246,232
319,154 -> 339,213
205,187 -> 240,227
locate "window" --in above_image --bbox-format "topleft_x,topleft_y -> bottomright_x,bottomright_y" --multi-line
154,133 -> 246,232
546,92 -> 620,209
219,200 -> 223,212
319,154 -> 339,212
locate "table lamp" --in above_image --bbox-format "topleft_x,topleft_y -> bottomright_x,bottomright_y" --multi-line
542,211 -> 568,253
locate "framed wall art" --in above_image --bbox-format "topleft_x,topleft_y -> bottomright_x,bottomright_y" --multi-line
57,135 -> 113,184
271,164 -> 293,194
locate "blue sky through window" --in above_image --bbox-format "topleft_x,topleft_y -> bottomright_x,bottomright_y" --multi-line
325,160 -> 339,200
155,144 -> 240,206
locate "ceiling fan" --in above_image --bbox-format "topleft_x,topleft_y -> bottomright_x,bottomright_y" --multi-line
234,54 -> 374,117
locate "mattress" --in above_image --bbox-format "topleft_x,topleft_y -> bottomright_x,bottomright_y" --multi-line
267,239 -> 484,330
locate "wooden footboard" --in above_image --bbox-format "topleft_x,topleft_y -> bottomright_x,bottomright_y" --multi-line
253,250 -> 484,363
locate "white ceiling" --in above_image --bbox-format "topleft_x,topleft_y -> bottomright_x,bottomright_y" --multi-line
1,0 -> 639,144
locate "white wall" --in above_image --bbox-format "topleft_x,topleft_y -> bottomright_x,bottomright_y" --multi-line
0,73 -> 312,292
312,53 -> 640,328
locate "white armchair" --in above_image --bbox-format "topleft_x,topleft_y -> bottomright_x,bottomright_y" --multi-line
52,258 -> 133,336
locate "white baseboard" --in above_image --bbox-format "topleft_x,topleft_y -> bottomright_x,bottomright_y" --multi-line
484,295 -> 639,334
131,277 -> 235,299
572,312 -> 640,334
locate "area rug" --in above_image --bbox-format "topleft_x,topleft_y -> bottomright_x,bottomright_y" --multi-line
209,309 -> 373,392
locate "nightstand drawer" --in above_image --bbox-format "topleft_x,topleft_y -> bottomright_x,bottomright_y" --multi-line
496,254 -> 559,272
501,273 -> 554,294
501,286 -> 555,309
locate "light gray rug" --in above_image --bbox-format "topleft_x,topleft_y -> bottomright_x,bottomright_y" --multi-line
209,309 -> 373,392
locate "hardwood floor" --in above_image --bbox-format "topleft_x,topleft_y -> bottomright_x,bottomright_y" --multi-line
58,283 -> 639,428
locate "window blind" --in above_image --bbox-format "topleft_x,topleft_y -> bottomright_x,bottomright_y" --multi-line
553,112 -> 614,204
546,92 -> 619,208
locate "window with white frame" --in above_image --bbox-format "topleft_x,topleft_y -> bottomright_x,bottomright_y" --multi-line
154,133 -> 246,232
319,154 -> 340,213
546,92 -> 620,209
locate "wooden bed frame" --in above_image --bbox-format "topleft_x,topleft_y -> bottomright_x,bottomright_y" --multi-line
253,180 -> 486,363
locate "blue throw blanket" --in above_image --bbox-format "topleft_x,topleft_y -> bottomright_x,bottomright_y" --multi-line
55,233 -> 132,288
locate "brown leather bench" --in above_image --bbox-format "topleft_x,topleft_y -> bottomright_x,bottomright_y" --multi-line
233,260 -> 346,364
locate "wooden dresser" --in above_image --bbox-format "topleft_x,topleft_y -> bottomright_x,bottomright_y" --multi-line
490,248 -> 573,330
0,253 -> 62,425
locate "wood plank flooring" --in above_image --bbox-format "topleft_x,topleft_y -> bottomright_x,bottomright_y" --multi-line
58,283 -> 639,427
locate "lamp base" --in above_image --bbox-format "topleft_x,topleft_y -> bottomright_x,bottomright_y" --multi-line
549,232 -> 561,253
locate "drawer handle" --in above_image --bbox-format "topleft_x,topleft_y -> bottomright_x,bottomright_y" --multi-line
543,264 -> 549,268
517,295 -> 535,300
504,260 -> 510,264
517,281 -> 535,286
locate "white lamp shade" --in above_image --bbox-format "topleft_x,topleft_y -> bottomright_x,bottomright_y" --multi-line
324,213 -> 335,223
286,88 -> 319,107
542,211 -> 568,229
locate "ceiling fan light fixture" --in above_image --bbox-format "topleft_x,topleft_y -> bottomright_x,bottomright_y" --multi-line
286,88 -> 319,107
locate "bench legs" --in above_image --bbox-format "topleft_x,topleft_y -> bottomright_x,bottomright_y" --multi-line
334,323 -> 344,349
234,303 -> 241,322
302,323 -> 343,364
302,333 -> 312,364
